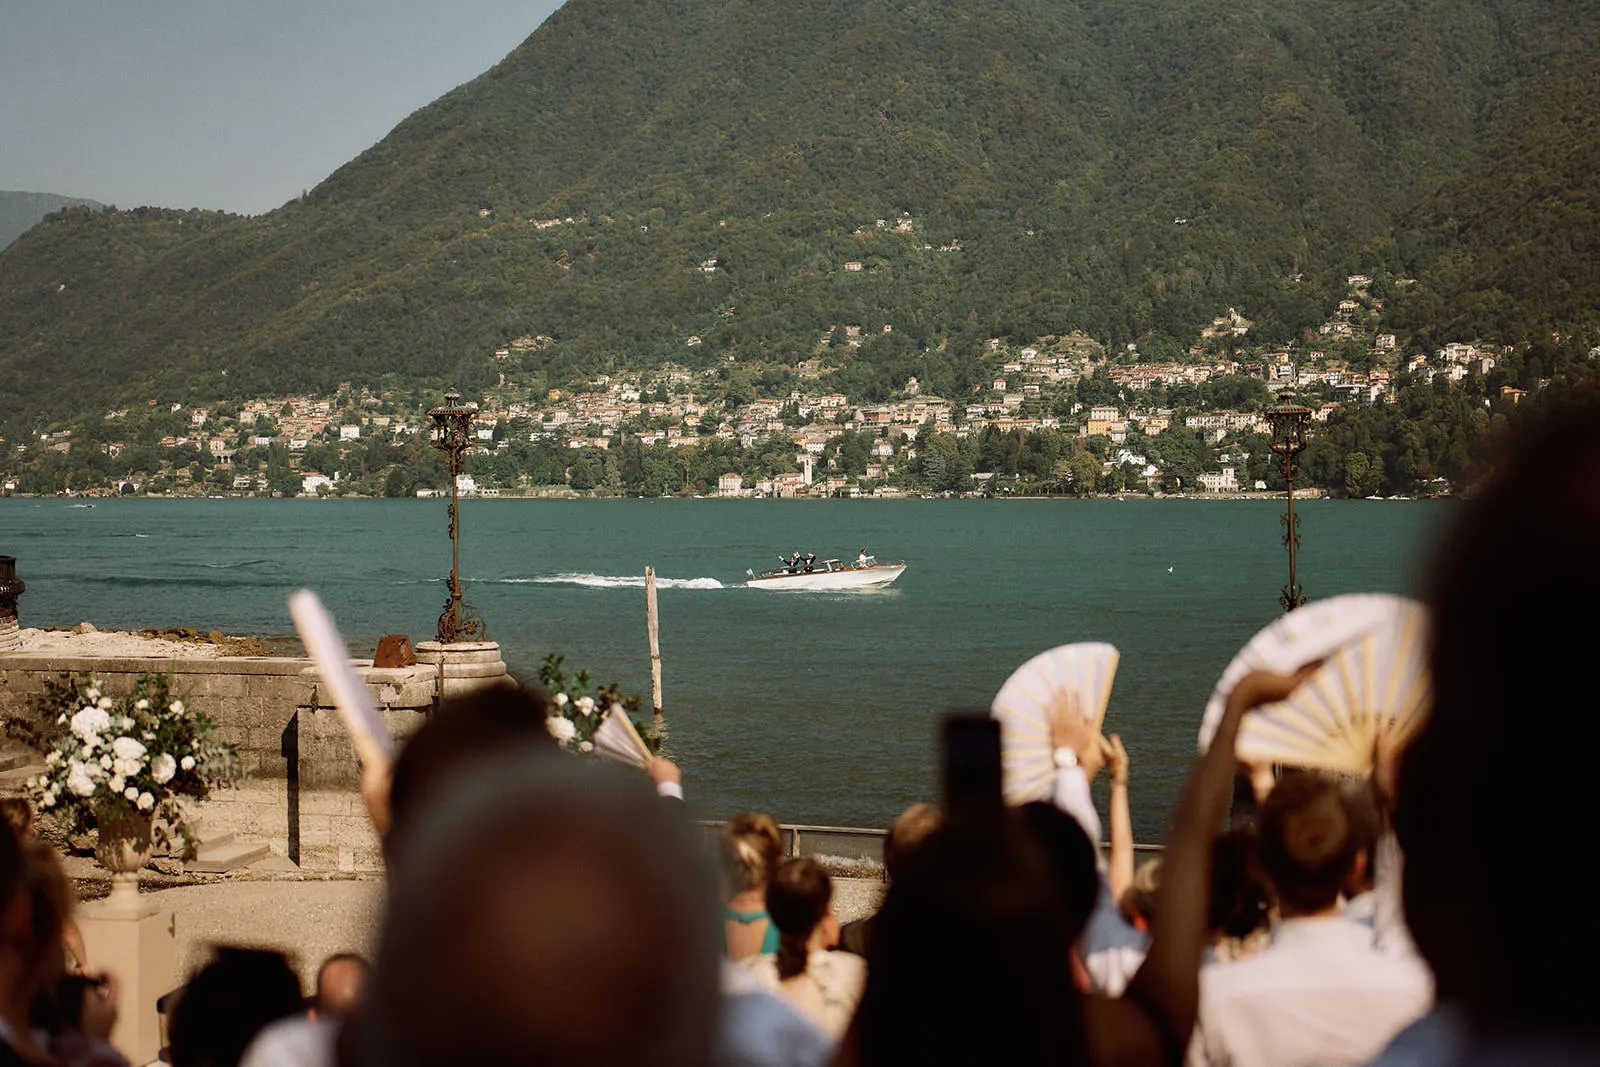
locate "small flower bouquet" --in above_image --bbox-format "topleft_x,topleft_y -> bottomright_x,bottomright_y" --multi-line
25,673 -> 241,856
537,655 -> 662,767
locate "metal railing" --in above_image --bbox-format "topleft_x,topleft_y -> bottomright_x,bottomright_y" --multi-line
695,819 -> 1164,881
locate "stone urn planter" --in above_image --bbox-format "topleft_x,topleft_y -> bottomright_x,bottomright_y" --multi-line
94,812 -> 154,915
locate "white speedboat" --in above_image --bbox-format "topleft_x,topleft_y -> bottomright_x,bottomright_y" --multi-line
746,554 -> 906,591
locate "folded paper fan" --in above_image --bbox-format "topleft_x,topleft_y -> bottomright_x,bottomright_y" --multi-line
1236,606 -> 1432,776
1198,593 -> 1421,753
991,642 -> 1120,804
592,708 -> 653,769
288,589 -> 394,770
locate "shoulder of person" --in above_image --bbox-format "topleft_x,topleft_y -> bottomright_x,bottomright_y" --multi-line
239,1015 -> 340,1067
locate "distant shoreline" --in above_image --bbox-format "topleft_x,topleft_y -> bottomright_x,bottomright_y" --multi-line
0,489 -> 1448,502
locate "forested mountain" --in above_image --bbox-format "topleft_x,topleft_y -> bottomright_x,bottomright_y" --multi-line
1,0 -> 1595,432
0,191 -> 101,251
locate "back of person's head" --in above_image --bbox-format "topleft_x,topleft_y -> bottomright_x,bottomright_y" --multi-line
314,952 -> 369,1019
883,803 -> 942,882
766,857 -> 831,980
14,840 -> 70,1026
1015,801 -> 1100,942
719,811 -> 782,897
1210,828 -> 1271,940
1121,857 -> 1163,927
386,683 -> 554,863
1258,772 -> 1356,916
1340,783 -> 1381,897
0,798 -> 32,839
169,947 -> 303,1067
849,816 -> 1088,1067
1402,389 -> 1600,1030
348,753 -> 719,1067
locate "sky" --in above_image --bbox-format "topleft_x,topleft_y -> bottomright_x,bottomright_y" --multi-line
0,0 -> 565,216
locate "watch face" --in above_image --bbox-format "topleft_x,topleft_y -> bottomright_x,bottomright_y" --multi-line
1053,746 -> 1077,769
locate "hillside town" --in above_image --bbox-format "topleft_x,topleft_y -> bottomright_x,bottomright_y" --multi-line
0,276 -> 1556,499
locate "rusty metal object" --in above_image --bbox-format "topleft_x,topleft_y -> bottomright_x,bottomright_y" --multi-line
1265,402 -> 1313,612
374,634 -> 417,668
427,392 -> 488,644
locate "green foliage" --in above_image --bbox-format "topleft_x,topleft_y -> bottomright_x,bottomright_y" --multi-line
0,0 -> 1595,434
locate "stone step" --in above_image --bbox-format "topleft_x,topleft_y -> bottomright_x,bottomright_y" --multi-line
0,763 -> 47,791
186,838 -> 269,873
0,749 -> 35,773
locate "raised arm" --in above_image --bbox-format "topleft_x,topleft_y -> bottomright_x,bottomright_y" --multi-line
1086,668 -> 1313,1066
1104,734 -> 1135,906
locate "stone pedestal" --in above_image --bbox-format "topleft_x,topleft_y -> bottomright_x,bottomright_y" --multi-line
413,641 -> 508,700
79,901 -> 177,1066
0,555 -> 23,653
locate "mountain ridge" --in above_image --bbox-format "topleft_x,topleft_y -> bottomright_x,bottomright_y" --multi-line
1,0 -> 1595,431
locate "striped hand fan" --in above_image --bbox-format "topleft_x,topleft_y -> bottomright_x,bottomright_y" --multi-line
1237,606 -> 1432,776
592,707 -> 653,769
1198,593 -> 1420,753
991,642 -> 1120,804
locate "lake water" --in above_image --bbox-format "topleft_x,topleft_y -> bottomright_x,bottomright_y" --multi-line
0,497 -> 1448,841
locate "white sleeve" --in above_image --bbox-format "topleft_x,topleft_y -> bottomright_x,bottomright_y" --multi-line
1372,832 -> 1420,958
1051,765 -> 1103,847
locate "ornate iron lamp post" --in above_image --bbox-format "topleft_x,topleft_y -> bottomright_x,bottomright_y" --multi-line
1264,400 -> 1313,612
428,391 -> 487,644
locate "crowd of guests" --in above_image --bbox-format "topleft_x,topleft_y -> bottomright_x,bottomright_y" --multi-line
2,393 -> 1597,1066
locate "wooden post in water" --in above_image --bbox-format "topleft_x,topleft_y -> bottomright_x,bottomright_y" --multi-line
645,566 -> 663,715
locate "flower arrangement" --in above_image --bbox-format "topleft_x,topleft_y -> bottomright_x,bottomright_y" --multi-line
537,654 -> 663,759
24,673 -> 241,856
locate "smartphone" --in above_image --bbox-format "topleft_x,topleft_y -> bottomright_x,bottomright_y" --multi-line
942,715 -> 1003,821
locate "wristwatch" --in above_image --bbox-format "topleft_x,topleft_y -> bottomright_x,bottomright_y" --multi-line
1052,746 -> 1079,770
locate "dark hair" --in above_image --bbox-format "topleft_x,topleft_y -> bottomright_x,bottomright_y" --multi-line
169,948 -> 303,1067
0,797 -> 32,837
1210,828 -> 1271,940
883,803 -> 942,881
1258,773 -> 1355,915
387,683 -> 554,861
849,818 -> 1088,1067
1340,784 -> 1382,896
767,858 -> 831,980
1014,801 -> 1100,942
1399,389 -> 1600,1029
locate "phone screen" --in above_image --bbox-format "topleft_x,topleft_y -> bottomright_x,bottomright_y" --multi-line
942,715 -> 1003,820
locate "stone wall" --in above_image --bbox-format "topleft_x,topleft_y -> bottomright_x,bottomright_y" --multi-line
0,651 -> 468,872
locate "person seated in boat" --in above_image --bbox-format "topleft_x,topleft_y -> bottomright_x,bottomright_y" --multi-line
856,550 -> 871,567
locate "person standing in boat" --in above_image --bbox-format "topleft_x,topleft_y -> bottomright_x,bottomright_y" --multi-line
856,549 -> 870,567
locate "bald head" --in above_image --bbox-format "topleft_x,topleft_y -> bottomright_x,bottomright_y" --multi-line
351,756 -> 719,1067
314,953 -> 368,1019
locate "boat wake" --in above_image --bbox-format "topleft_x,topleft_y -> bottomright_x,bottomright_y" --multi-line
489,573 -> 725,590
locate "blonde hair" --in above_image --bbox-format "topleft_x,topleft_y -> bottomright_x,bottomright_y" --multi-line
720,812 -> 782,895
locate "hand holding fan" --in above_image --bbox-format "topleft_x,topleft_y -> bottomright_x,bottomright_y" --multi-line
288,589 -> 395,769
1198,593 -> 1420,753
990,642 -> 1120,803
591,706 -> 654,769
1235,605 -> 1432,776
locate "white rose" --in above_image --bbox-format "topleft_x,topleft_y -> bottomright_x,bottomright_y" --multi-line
99,755 -> 113,771
108,774 -> 125,794
191,740 -> 200,751
114,758 -> 140,777
544,716 -> 577,743
170,701 -> 184,714
70,707 -> 112,743
112,736 -> 147,761
137,792 -> 155,811
45,751 -> 61,766
151,753 -> 177,784
180,755 -> 197,771
120,716 -> 135,731
57,714 -> 67,725
40,791 -> 56,809
576,696 -> 596,716
66,765 -> 96,797
143,732 -> 155,741
86,688 -> 100,702
123,786 -> 139,801
578,741 -> 594,753
553,692 -> 569,707
134,699 -> 150,711
98,697 -> 114,710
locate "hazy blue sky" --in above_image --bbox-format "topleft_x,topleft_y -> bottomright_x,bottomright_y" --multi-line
0,0 -> 564,215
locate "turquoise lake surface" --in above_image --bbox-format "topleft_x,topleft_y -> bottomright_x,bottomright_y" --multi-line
1,497 -> 1449,840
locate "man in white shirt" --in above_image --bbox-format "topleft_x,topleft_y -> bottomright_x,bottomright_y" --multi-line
1189,774 -> 1432,1067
